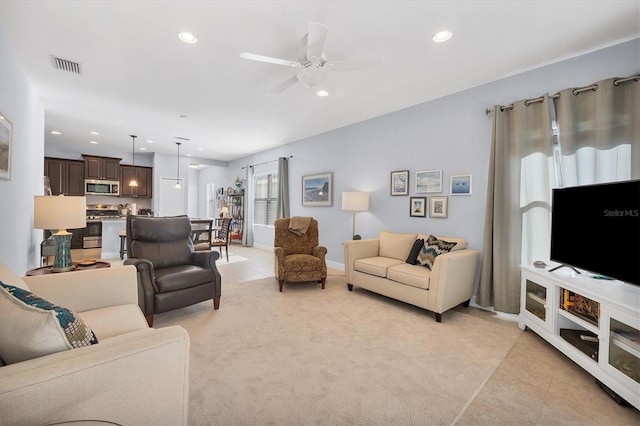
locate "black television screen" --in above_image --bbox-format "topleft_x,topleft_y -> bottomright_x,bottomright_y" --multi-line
550,180 -> 640,286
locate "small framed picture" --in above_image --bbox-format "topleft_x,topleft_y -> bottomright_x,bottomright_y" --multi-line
0,113 -> 13,180
410,197 -> 427,217
450,174 -> 472,195
302,172 -> 333,207
429,196 -> 448,218
415,170 -> 442,193
390,170 -> 409,196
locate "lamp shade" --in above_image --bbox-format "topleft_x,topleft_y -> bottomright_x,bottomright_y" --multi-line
34,195 -> 87,230
342,192 -> 369,211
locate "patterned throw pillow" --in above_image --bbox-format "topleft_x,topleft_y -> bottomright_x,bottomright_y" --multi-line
417,235 -> 457,270
405,238 -> 425,265
0,282 -> 98,365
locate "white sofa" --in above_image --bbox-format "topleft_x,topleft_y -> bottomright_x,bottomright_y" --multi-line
0,263 -> 190,425
344,231 -> 479,322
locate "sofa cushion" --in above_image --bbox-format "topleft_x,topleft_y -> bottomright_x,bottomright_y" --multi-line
379,231 -> 418,261
354,257 -> 405,278
0,263 -> 30,291
405,238 -> 425,265
417,234 -> 467,251
0,282 -> 98,365
418,235 -> 457,269
78,304 -> 148,340
387,263 -> 431,290
417,235 -> 458,270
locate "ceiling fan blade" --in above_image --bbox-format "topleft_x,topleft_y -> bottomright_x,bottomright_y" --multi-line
240,52 -> 301,68
270,75 -> 299,94
307,22 -> 328,61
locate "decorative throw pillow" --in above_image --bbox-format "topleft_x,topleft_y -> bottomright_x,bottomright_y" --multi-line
417,235 -> 457,270
405,238 -> 425,265
0,282 -> 98,365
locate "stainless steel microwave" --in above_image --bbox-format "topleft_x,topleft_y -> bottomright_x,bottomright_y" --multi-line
85,179 -> 119,196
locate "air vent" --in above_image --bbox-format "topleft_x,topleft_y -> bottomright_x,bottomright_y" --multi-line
175,136 -> 191,141
53,56 -> 82,74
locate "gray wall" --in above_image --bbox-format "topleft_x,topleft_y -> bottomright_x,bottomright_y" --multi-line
228,39 -> 640,272
0,23 -> 46,274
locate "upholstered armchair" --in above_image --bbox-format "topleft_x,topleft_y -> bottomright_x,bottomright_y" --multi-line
273,217 -> 327,292
124,215 -> 221,326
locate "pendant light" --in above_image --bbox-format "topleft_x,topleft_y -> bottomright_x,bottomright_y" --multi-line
175,142 -> 182,189
128,135 -> 138,187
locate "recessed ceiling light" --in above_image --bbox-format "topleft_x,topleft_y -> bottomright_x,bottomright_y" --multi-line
316,90 -> 329,97
432,30 -> 452,43
89,131 -> 100,135
186,153 -> 192,157
89,140 -> 98,145
50,130 -> 61,135
189,163 -> 199,169
139,147 -> 147,151
146,140 -> 154,144
197,147 -> 204,151
178,32 -> 197,44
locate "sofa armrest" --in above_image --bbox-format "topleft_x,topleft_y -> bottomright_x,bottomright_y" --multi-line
0,326 -> 190,426
22,265 -> 139,313
344,239 -> 380,284
429,249 -> 479,314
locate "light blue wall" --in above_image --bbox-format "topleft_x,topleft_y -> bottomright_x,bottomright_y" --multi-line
0,23 -> 46,274
228,39 -> 640,271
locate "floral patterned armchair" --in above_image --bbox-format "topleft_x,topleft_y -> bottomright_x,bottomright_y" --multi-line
273,217 -> 327,292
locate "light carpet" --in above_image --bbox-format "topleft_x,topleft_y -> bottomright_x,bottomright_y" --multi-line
153,275 -> 522,426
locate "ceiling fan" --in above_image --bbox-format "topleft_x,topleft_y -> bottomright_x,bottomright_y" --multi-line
240,22 -> 341,94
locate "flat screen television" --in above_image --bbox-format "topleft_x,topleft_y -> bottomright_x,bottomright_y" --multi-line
550,179 -> 640,286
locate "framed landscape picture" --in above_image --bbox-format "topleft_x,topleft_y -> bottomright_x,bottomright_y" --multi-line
450,174 -> 472,195
0,113 -> 12,180
410,197 -> 427,217
390,170 -> 409,196
302,172 -> 333,206
415,170 -> 442,193
429,196 -> 448,218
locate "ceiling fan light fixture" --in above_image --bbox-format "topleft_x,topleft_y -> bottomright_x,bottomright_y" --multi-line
432,30 -> 452,43
178,32 -> 197,44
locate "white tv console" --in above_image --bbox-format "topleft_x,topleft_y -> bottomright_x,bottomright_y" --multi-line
519,265 -> 640,410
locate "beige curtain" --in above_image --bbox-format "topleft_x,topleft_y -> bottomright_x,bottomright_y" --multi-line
477,96 -> 553,313
554,75 -> 640,185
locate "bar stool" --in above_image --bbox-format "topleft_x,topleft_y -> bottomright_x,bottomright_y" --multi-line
118,230 -> 127,260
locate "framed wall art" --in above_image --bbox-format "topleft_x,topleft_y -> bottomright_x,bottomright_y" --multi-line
0,113 -> 12,180
415,170 -> 442,193
410,197 -> 427,217
302,172 -> 333,206
450,174 -> 472,195
390,170 -> 409,196
429,196 -> 448,218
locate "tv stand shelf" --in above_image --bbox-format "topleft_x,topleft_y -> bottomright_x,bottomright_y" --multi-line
519,265 -> 640,410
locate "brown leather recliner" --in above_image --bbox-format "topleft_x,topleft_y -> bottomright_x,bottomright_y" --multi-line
124,215 -> 221,326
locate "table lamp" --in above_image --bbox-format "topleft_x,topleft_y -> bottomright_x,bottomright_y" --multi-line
342,191 -> 369,240
34,195 -> 87,272
221,206 -> 229,218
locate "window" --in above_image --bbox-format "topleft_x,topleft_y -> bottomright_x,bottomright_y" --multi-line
254,173 -> 278,225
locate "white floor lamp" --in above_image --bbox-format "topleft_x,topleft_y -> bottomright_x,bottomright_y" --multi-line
342,191 -> 369,240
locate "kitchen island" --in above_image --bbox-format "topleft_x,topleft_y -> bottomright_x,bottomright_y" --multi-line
101,217 -> 126,259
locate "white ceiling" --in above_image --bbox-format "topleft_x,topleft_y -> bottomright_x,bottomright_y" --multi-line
1,1 -> 638,162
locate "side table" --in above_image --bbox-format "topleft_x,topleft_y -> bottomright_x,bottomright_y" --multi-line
26,261 -> 111,276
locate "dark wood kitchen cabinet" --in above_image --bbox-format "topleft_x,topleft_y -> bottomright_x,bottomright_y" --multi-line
44,157 -> 85,196
82,155 -> 121,180
119,165 -> 152,198
44,228 -> 84,250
